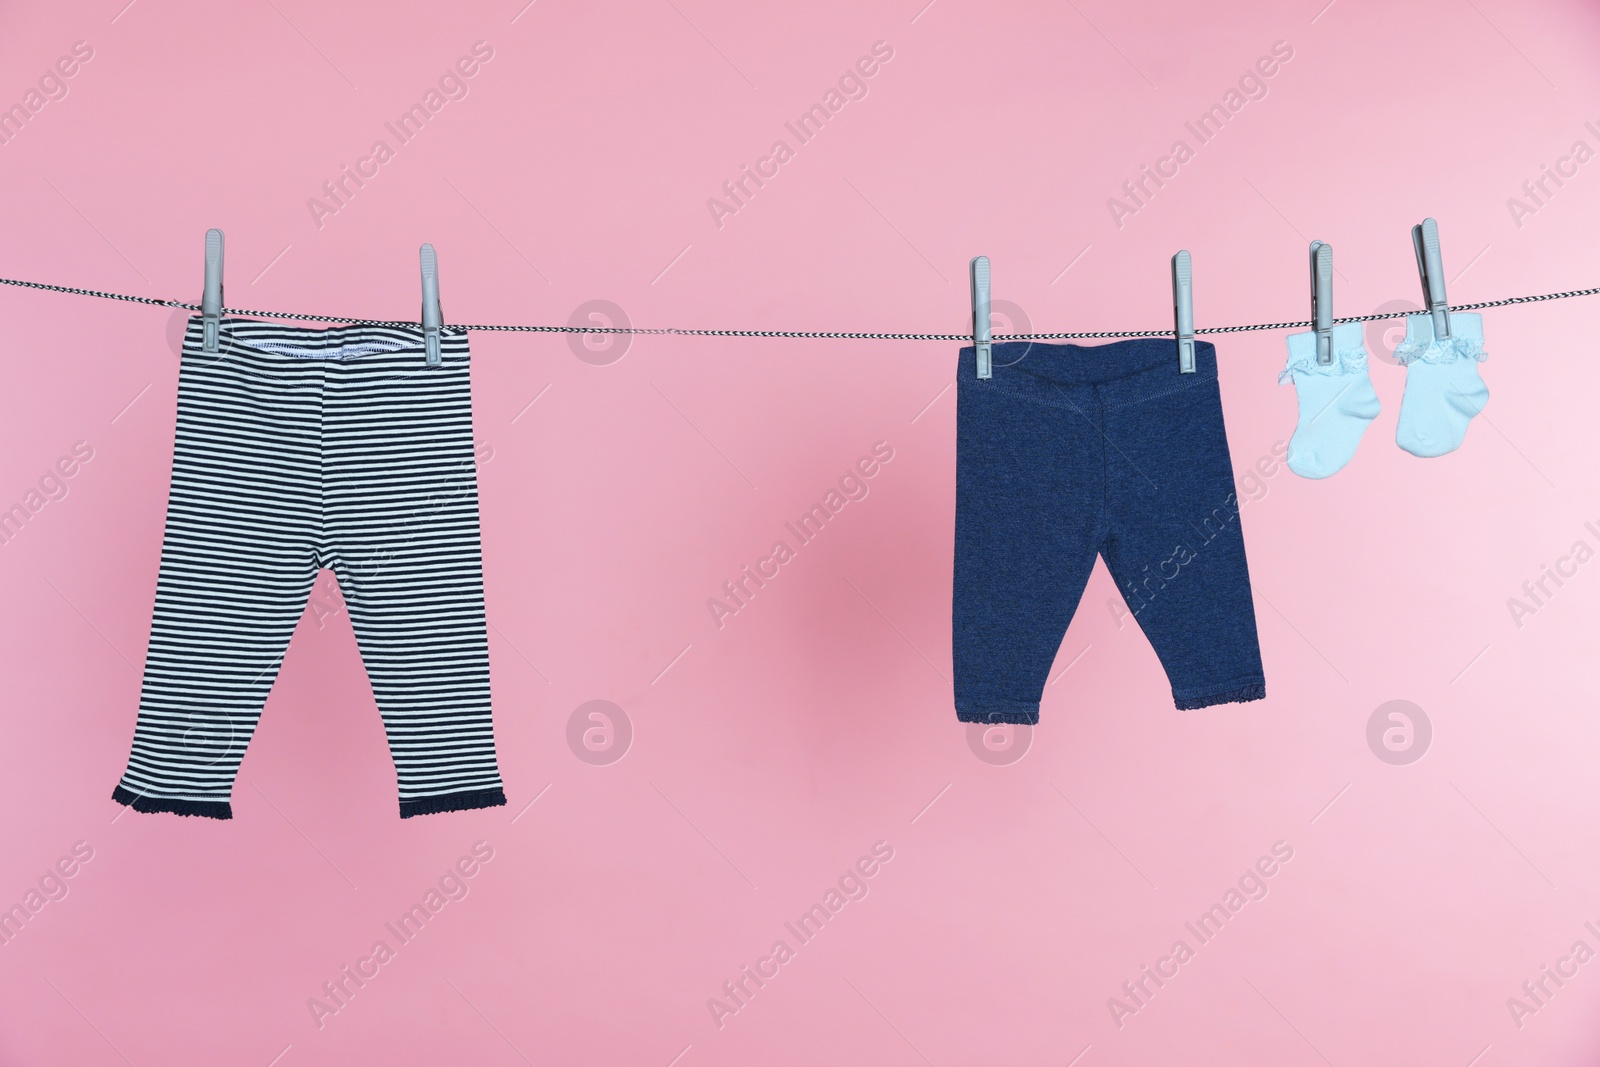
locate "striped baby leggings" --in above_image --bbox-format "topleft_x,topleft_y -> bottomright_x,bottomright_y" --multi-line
111,317 -> 506,819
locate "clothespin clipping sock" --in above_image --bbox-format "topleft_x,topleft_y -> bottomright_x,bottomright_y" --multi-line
1397,215 -> 1486,458
1283,238 -> 1381,479
1311,241 -> 1333,365
202,229 -> 224,354
420,243 -> 442,367
1172,250 -> 1195,374
970,256 -> 992,380
1412,217 -> 1450,340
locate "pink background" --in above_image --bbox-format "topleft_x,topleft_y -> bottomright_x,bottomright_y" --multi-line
3,0 -> 1600,1063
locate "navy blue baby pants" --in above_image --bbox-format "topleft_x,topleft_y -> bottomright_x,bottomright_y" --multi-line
953,339 -> 1266,724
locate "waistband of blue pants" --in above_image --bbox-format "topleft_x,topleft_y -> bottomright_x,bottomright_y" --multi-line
957,338 -> 1218,410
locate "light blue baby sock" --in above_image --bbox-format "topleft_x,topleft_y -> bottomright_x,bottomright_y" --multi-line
1394,312 -> 1488,458
1279,322 -> 1380,479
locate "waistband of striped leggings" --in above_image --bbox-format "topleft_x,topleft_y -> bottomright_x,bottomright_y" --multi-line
180,315 -> 470,362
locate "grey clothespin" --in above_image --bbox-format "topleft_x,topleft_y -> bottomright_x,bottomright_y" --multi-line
970,256 -> 992,380
1172,250 -> 1195,374
1412,217 -> 1451,340
1310,240 -> 1333,365
420,243 -> 442,366
202,229 -> 224,354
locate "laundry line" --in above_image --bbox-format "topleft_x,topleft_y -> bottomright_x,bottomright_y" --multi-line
0,273 -> 1597,343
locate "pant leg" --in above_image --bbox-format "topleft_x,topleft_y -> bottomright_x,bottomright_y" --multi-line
323,336 -> 505,818
953,374 -> 1106,725
113,329 -> 323,818
1098,371 -> 1266,709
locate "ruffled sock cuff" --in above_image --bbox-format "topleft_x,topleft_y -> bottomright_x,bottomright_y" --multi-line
1280,323 -> 1372,384
1395,311 -> 1487,366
